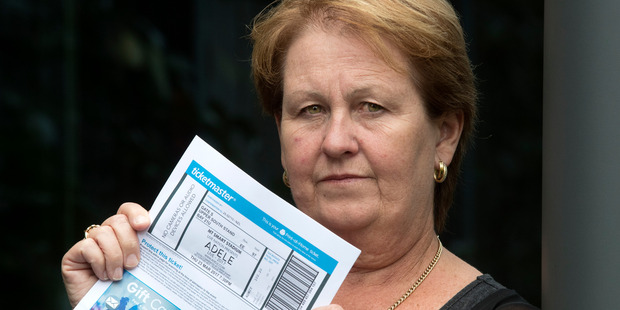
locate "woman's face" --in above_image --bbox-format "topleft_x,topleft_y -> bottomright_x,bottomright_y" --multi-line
277,26 -> 461,237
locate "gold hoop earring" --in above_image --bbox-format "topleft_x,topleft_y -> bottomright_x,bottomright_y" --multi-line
282,170 -> 291,188
434,161 -> 448,183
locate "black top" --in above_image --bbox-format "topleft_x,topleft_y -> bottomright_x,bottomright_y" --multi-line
440,274 -> 539,310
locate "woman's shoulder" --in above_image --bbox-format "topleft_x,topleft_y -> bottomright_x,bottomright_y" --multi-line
439,274 -> 539,310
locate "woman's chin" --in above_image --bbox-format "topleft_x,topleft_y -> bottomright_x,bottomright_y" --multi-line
304,207 -> 379,235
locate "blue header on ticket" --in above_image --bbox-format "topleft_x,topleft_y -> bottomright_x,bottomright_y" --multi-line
186,160 -> 338,274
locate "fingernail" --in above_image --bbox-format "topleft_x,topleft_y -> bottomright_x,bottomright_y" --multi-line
126,254 -> 139,268
113,268 -> 123,281
102,270 -> 109,281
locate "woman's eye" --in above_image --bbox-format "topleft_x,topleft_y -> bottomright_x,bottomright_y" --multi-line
365,102 -> 383,112
304,105 -> 322,114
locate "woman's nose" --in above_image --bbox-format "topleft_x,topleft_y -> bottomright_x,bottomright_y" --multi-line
320,112 -> 359,158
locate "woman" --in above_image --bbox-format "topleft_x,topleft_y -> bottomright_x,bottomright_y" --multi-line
62,0 -> 536,309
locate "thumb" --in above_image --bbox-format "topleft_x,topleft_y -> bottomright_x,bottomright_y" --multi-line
118,202 -> 150,231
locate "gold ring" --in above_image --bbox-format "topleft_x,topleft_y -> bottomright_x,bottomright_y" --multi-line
84,224 -> 101,239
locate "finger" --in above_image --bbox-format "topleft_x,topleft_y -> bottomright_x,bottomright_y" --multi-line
61,239 -> 106,307
62,238 -> 108,281
87,224 -> 125,281
118,202 -> 150,230
101,213 -> 141,271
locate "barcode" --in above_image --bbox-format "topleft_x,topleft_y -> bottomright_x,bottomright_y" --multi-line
264,255 -> 319,310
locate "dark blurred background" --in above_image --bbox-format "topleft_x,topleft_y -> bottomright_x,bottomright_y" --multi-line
0,0 -> 541,308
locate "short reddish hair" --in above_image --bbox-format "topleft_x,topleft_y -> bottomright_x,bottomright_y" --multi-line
250,0 -> 477,232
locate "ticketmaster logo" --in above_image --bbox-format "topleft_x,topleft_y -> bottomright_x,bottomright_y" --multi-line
190,166 -> 236,202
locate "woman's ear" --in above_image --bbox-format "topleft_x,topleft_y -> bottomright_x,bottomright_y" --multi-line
274,114 -> 287,169
274,113 -> 282,134
435,111 -> 464,165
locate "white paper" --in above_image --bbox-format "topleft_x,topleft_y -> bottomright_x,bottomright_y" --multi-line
76,135 -> 360,310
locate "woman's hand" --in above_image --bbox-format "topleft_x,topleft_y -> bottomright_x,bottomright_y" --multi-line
61,203 -> 150,307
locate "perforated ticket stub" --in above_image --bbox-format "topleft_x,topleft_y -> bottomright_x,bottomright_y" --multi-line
76,136 -> 360,310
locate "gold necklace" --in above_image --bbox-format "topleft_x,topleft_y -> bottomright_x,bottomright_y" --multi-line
387,236 -> 443,310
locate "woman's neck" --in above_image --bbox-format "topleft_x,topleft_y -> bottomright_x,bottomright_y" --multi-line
330,234 -> 483,309
330,226 -> 440,307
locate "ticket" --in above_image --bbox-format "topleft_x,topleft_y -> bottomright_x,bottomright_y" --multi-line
76,136 -> 360,310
